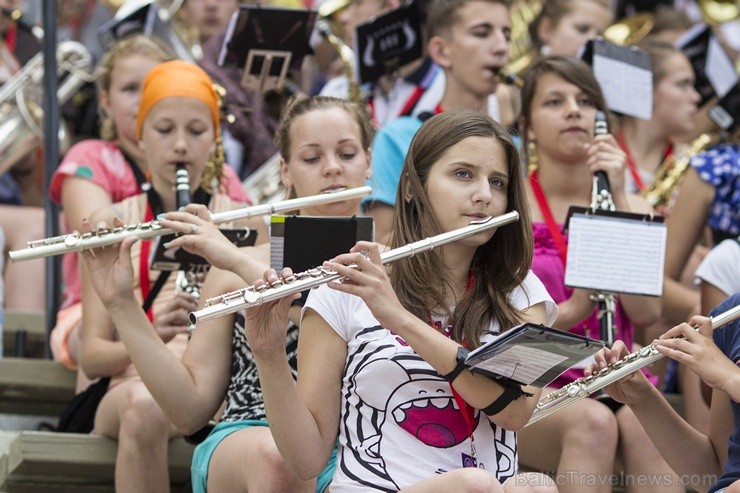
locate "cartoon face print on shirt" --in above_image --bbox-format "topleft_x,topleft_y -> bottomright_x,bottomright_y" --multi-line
338,323 -> 517,490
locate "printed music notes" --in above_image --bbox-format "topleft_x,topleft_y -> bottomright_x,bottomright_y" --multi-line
564,209 -> 666,297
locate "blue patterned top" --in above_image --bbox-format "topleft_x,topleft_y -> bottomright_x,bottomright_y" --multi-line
690,143 -> 739,238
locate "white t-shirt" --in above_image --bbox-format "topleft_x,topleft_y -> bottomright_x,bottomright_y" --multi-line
695,239 -> 740,296
304,271 -> 556,492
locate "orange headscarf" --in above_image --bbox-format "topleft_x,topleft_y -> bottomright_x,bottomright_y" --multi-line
136,60 -> 219,139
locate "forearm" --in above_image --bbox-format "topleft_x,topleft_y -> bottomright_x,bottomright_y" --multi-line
661,278 -> 699,325
723,372 -> 740,402
80,338 -> 131,379
619,292 -> 661,328
106,299 -> 218,431
629,384 -> 721,477
254,350 -> 335,479
230,250 -> 270,284
552,298 -> 594,331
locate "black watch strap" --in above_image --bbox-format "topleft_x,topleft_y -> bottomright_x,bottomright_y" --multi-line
441,346 -> 469,383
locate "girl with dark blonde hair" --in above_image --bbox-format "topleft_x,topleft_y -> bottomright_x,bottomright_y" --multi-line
48,34 -> 248,374
77,59 -> 255,493
80,94 -> 374,492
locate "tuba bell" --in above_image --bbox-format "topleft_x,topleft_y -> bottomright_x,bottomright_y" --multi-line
0,40 -> 95,177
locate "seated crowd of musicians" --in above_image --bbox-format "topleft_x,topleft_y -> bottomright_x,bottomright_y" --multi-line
0,0 -> 738,492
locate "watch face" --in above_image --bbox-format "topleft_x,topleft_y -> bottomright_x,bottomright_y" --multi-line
458,346 -> 470,363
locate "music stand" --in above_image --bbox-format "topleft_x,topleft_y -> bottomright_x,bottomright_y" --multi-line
218,5 -> 316,93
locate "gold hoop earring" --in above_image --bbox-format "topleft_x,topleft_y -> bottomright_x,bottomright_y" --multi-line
201,133 -> 225,194
526,141 -> 538,176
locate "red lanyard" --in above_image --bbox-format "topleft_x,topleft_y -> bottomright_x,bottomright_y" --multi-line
617,131 -> 674,193
617,131 -> 646,192
138,202 -> 154,322
431,272 -> 478,463
529,171 -> 568,266
5,24 -> 16,53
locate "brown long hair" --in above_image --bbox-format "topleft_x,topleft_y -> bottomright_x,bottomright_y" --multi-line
390,110 -> 533,347
519,55 -> 609,155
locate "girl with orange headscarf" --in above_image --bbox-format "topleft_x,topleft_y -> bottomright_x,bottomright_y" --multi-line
75,59 -> 265,493
49,36 -> 249,378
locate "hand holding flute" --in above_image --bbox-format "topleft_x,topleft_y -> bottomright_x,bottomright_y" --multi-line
9,186 -> 372,262
585,312 -> 740,404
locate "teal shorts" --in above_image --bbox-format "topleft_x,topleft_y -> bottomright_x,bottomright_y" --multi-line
191,419 -> 336,493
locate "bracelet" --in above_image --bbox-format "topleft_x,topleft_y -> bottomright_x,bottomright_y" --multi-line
441,346 -> 470,383
482,381 -> 533,416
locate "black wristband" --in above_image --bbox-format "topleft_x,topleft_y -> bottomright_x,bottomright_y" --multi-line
482,382 -> 533,416
441,346 -> 470,383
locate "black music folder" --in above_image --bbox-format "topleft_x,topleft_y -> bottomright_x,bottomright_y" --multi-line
270,215 -> 373,272
464,323 -> 604,388
218,5 -> 317,92
676,23 -> 738,107
355,0 -> 424,83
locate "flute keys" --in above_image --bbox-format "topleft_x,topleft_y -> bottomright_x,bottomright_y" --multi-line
269,279 -> 284,289
64,235 -> 80,247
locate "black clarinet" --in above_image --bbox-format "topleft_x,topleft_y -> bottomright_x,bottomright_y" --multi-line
175,164 -> 191,210
589,111 -> 617,347
591,111 -> 615,212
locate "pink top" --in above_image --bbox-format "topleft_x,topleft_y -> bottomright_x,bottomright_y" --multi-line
531,222 -> 655,388
50,139 -> 250,308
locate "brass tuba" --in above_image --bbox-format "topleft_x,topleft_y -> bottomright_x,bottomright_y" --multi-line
0,40 -> 95,177
316,18 -> 365,105
103,0 -> 202,62
500,0 -> 543,79
698,0 -> 738,24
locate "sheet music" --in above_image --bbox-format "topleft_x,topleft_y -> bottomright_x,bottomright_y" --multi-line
706,36 -> 738,98
593,55 -> 653,120
470,346 -> 569,386
565,214 -> 666,296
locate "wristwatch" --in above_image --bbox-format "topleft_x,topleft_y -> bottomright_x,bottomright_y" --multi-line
441,346 -> 470,383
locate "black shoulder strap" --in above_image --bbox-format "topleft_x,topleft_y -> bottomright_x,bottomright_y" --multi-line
142,184 -> 212,312
120,150 -> 149,192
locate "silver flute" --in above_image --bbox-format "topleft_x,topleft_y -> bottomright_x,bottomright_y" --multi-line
527,303 -> 740,426
190,210 -> 520,324
9,186 -> 372,262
